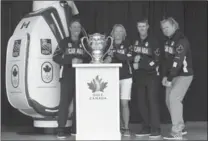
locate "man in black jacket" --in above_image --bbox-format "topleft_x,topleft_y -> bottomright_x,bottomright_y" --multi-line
132,18 -> 161,139
161,17 -> 193,140
53,19 -> 88,139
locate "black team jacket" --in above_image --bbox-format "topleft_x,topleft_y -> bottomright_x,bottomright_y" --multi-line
53,37 -> 89,78
132,35 -> 160,75
162,30 -> 194,81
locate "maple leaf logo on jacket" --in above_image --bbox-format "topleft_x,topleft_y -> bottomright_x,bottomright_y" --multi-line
87,75 -> 108,93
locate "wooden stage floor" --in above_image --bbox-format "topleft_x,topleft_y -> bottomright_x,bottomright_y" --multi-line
1,121 -> 207,140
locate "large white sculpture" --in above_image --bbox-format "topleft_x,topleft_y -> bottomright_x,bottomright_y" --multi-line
5,1 -> 79,128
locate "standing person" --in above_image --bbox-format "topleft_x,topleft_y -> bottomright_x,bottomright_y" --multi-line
160,17 -> 194,140
104,24 -> 133,137
132,18 -> 161,139
53,19 -> 88,139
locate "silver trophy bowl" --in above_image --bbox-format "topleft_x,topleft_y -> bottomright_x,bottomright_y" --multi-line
81,33 -> 113,63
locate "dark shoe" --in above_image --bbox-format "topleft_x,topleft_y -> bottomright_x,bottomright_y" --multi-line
57,131 -> 69,139
122,129 -> 131,137
163,132 -> 182,140
70,127 -> 76,136
136,127 -> 151,137
182,129 -> 187,135
149,129 -> 161,139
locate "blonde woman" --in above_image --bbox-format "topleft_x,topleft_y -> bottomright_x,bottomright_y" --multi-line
104,24 -> 133,136
160,17 -> 193,140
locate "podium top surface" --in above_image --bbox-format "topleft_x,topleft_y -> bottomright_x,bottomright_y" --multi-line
72,63 -> 122,68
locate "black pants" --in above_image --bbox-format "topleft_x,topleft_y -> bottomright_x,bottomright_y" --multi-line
134,70 -> 160,130
57,69 -> 76,132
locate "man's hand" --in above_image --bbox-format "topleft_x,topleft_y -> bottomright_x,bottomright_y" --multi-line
133,63 -> 139,70
127,53 -> 132,57
134,55 -> 141,63
72,58 -> 82,64
162,77 -> 167,86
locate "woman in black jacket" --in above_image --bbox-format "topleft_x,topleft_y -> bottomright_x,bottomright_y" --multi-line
104,24 -> 133,137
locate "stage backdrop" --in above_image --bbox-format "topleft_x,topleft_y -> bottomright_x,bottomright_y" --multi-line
1,1 -> 207,126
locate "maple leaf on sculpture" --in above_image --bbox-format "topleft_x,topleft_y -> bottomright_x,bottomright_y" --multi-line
43,65 -> 51,72
13,68 -> 18,77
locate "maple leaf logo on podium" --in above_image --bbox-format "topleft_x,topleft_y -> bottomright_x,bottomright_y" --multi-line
87,75 -> 108,93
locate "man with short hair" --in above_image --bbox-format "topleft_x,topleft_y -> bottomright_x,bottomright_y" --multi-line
53,19 -> 89,139
132,18 -> 161,139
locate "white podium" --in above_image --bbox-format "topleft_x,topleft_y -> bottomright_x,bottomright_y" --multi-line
72,63 -> 122,140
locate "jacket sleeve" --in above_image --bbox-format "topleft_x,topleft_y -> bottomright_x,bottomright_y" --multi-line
103,48 -> 115,63
74,44 -> 90,63
161,50 -> 168,78
82,50 -> 91,63
167,39 -> 189,81
147,40 -> 160,69
132,45 -> 137,61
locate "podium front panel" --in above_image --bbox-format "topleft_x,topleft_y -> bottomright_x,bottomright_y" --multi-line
75,66 -> 121,140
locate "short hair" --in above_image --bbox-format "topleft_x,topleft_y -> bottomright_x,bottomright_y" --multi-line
69,19 -> 81,27
110,24 -> 127,40
160,17 -> 179,30
137,18 -> 149,24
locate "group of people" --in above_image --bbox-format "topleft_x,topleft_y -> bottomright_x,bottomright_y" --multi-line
52,17 -> 193,140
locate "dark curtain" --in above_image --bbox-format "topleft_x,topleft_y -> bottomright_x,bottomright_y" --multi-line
1,1 -> 207,126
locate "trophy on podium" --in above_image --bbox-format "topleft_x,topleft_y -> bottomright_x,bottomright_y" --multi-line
81,33 -> 113,63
